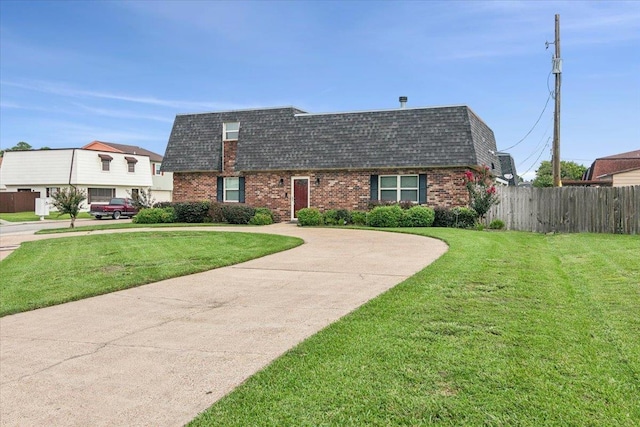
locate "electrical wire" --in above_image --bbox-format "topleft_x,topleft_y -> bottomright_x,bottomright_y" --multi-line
499,72 -> 554,152
517,116 -> 553,167
520,138 -> 551,178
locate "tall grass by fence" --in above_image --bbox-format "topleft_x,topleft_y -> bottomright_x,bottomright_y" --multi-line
487,186 -> 639,234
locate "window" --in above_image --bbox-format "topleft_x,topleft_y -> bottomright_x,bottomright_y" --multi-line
223,122 -> 240,140
224,177 -> 240,202
131,188 -> 139,199
98,154 -> 113,171
154,163 -> 162,175
125,157 -> 138,173
379,175 -> 419,202
46,187 -> 60,197
88,188 -> 115,204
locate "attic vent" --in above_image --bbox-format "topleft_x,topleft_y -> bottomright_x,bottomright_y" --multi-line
399,96 -> 408,108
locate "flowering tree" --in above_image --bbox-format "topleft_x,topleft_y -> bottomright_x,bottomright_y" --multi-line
50,186 -> 87,228
463,165 -> 500,221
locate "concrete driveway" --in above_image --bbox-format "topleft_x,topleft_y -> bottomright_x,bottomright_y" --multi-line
0,224 -> 447,426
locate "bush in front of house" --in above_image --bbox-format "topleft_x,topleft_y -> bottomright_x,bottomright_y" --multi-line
489,219 -> 506,230
323,209 -> 352,225
366,205 -> 404,227
351,210 -> 367,226
221,204 -> 256,224
405,206 -> 435,227
432,206 -> 478,228
132,207 -> 176,224
160,201 -> 211,223
249,212 -> 273,225
208,202 -> 225,223
254,207 -> 279,223
297,208 -> 323,226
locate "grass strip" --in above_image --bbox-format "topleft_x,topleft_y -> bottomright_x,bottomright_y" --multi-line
190,229 -> 640,426
35,222 -> 234,234
0,212 -> 93,222
0,231 -> 302,316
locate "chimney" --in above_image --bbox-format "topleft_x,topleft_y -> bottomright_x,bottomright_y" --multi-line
399,96 -> 408,108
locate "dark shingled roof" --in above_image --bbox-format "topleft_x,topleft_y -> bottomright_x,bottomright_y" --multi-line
497,152 -> 518,186
161,105 -> 500,174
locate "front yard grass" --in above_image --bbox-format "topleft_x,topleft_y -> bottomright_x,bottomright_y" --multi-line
190,229 -> 640,426
0,211 -> 93,222
0,231 -> 302,316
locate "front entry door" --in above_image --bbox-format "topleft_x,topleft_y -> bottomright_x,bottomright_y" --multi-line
292,177 -> 309,219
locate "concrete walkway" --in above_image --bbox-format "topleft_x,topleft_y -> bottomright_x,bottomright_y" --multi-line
0,224 -> 447,426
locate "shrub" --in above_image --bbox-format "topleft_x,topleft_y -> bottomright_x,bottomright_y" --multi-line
221,204 -> 256,224
208,202 -> 225,223
452,206 -> 478,228
489,219 -> 506,230
254,207 -> 276,222
297,208 -> 323,226
249,212 -> 273,225
351,210 -> 367,226
367,205 -> 403,227
433,207 -> 478,228
133,207 -> 176,224
323,209 -> 352,225
406,206 -> 435,227
170,201 -> 211,223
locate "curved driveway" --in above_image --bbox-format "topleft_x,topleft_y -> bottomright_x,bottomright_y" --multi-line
0,224 -> 447,426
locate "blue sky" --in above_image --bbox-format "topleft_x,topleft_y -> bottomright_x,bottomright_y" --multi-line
1,0 -> 638,180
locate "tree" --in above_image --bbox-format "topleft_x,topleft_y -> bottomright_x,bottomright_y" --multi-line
0,141 -> 32,157
50,187 -> 87,228
127,188 -> 156,210
463,165 -> 500,221
533,160 -> 587,187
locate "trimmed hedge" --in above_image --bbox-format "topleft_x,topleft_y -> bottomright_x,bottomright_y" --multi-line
155,201 -> 210,223
433,207 -> 478,228
220,204 -> 256,224
132,207 -> 176,224
249,212 -> 273,225
405,206 -> 435,227
351,211 -> 367,226
367,205 -> 404,227
297,208 -> 323,226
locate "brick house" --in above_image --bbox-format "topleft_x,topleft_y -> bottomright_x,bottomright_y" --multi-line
161,102 -> 502,220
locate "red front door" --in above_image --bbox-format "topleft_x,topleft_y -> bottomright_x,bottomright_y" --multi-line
293,178 -> 309,219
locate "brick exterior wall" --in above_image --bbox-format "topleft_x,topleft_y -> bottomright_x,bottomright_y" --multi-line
173,167 -> 471,221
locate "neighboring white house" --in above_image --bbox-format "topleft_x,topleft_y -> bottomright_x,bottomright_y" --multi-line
82,141 -> 173,202
0,148 -> 160,210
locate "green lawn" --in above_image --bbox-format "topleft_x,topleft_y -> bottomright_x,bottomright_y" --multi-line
0,211 -> 93,222
190,229 -> 640,426
0,231 -> 302,316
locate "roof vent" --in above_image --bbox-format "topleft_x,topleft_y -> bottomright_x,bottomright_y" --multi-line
399,96 -> 408,108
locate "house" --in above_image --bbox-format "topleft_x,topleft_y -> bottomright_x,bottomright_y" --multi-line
497,152 -> 518,186
82,141 -> 173,202
582,149 -> 640,187
161,101 -> 502,220
0,145 -> 168,210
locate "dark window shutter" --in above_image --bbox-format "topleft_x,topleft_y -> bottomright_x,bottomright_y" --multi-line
216,177 -> 223,202
419,174 -> 427,204
370,175 -> 379,200
239,177 -> 245,203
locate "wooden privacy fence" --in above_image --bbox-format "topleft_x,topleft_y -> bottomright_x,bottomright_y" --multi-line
486,186 -> 639,234
0,191 -> 41,213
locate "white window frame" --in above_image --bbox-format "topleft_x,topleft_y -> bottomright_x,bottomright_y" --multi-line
88,188 -> 115,204
379,175 -> 419,203
127,162 -> 136,173
223,122 -> 240,141
46,187 -> 60,198
223,177 -> 240,203
154,163 -> 162,175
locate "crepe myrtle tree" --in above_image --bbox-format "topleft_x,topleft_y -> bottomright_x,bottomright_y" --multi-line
463,165 -> 500,221
50,186 -> 86,228
127,188 -> 155,210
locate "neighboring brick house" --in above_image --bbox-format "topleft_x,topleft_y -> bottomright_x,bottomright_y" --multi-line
581,149 -> 640,187
161,103 -> 502,220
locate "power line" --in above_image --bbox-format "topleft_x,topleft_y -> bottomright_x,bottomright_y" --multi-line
499,73 -> 554,152
517,116 -> 553,167
520,138 -> 551,178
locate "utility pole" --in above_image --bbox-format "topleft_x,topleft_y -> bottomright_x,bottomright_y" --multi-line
552,14 -> 562,187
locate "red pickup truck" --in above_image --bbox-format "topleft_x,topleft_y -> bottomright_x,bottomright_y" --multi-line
90,198 -> 138,220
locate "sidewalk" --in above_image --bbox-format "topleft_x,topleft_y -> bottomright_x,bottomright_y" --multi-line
0,224 -> 447,426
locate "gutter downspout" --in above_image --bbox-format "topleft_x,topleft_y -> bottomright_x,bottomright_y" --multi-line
68,149 -> 76,186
